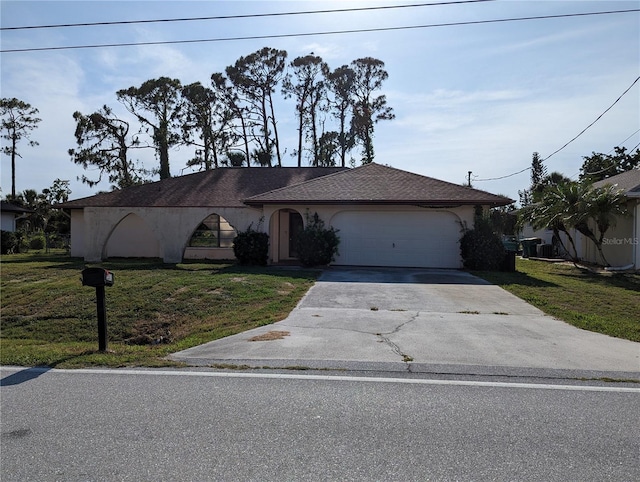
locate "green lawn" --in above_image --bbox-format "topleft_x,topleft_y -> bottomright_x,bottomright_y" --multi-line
475,258 -> 640,342
0,252 -> 318,368
2,253 -> 638,369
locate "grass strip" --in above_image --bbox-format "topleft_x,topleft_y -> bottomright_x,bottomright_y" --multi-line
474,258 -> 640,342
1,252 -> 318,368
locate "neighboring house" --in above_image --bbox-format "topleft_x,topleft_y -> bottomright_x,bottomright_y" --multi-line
0,201 -> 32,232
55,163 -> 512,269
576,169 -> 640,268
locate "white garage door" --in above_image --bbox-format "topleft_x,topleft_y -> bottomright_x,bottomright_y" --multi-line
330,211 -> 461,268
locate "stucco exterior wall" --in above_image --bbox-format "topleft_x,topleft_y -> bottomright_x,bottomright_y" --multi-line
267,204 -> 475,230
520,225 -> 554,245
71,203 -> 497,267
264,204 -> 476,266
70,209 -> 85,258
1,212 -> 16,232
76,206 -> 263,263
575,199 -> 638,268
183,247 -> 235,260
105,213 -> 161,258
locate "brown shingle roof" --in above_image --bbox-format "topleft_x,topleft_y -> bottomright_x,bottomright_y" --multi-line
56,167 -> 347,208
56,164 -> 513,209
1,201 -> 34,214
245,163 -> 513,207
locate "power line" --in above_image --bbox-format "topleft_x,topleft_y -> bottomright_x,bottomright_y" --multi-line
569,133 -> 640,179
475,76 -> 640,182
2,8 -> 638,53
474,166 -> 531,182
542,75 -> 640,162
0,1 -> 495,31
612,129 -> 640,150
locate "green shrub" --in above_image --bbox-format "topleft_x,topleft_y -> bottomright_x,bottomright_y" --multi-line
295,212 -> 340,267
233,226 -> 269,265
460,215 -> 506,271
1,230 -> 18,254
29,235 -> 46,250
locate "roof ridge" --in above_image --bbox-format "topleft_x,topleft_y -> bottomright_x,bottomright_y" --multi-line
360,163 -> 513,201
245,162 -> 513,206
244,166 -> 352,200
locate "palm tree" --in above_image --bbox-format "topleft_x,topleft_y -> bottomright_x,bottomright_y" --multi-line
569,184 -> 628,266
522,181 -> 628,266
522,183 -> 579,261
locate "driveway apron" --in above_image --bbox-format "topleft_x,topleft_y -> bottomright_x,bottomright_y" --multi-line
170,267 -> 640,378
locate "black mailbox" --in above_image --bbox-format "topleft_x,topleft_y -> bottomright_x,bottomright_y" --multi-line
81,268 -> 114,287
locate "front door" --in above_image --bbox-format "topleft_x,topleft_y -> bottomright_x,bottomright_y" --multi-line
289,212 -> 304,258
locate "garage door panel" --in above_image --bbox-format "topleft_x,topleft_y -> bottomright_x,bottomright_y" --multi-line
331,211 -> 461,268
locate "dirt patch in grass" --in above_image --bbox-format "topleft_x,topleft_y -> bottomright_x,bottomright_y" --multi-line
277,281 -> 295,295
248,330 -> 290,341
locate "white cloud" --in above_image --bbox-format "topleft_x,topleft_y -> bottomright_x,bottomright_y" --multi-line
296,42 -> 344,60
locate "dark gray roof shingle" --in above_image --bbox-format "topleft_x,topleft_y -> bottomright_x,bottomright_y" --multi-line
246,163 -> 513,206
1,201 -> 34,213
56,163 -> 513,209
56,167 -> 347,208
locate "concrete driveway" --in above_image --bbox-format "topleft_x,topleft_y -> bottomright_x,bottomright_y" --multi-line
170,267 -> 640,378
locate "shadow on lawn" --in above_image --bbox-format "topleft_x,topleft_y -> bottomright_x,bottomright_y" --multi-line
25,256 -> 322,280
473,269 -> 558,288
554,269 -> 640,293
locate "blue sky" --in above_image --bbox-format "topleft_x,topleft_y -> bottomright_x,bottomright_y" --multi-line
1,0 -> 638,203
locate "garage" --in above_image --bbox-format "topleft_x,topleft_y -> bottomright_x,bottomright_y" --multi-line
330,210 -> 462,268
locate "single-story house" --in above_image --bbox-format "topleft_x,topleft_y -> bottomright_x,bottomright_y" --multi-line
55,163 -> 513,268
576,168 -> 640,269
1,201 -> 33,232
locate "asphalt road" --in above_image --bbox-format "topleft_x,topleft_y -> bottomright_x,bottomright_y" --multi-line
1,366 -> 639,481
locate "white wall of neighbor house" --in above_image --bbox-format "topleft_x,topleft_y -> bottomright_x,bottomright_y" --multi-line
1,212 -> 16,232
520,225 -> 555,245
578,200 -> 637,267
74,206 -> 263,263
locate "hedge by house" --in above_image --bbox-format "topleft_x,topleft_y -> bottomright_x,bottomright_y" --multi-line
233,226 -> 269,266
295,212 -> 340,267
460,215 -> 507,271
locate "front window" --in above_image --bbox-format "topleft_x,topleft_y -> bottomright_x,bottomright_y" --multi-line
188,214 -> 235,248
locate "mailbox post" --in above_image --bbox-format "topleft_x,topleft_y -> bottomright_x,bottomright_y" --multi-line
81,268 -> 114,352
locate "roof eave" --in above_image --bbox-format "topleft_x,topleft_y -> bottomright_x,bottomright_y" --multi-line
244,199 -> 514,207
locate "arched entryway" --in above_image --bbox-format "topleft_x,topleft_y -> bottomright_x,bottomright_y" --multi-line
105,213 -> 161,259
